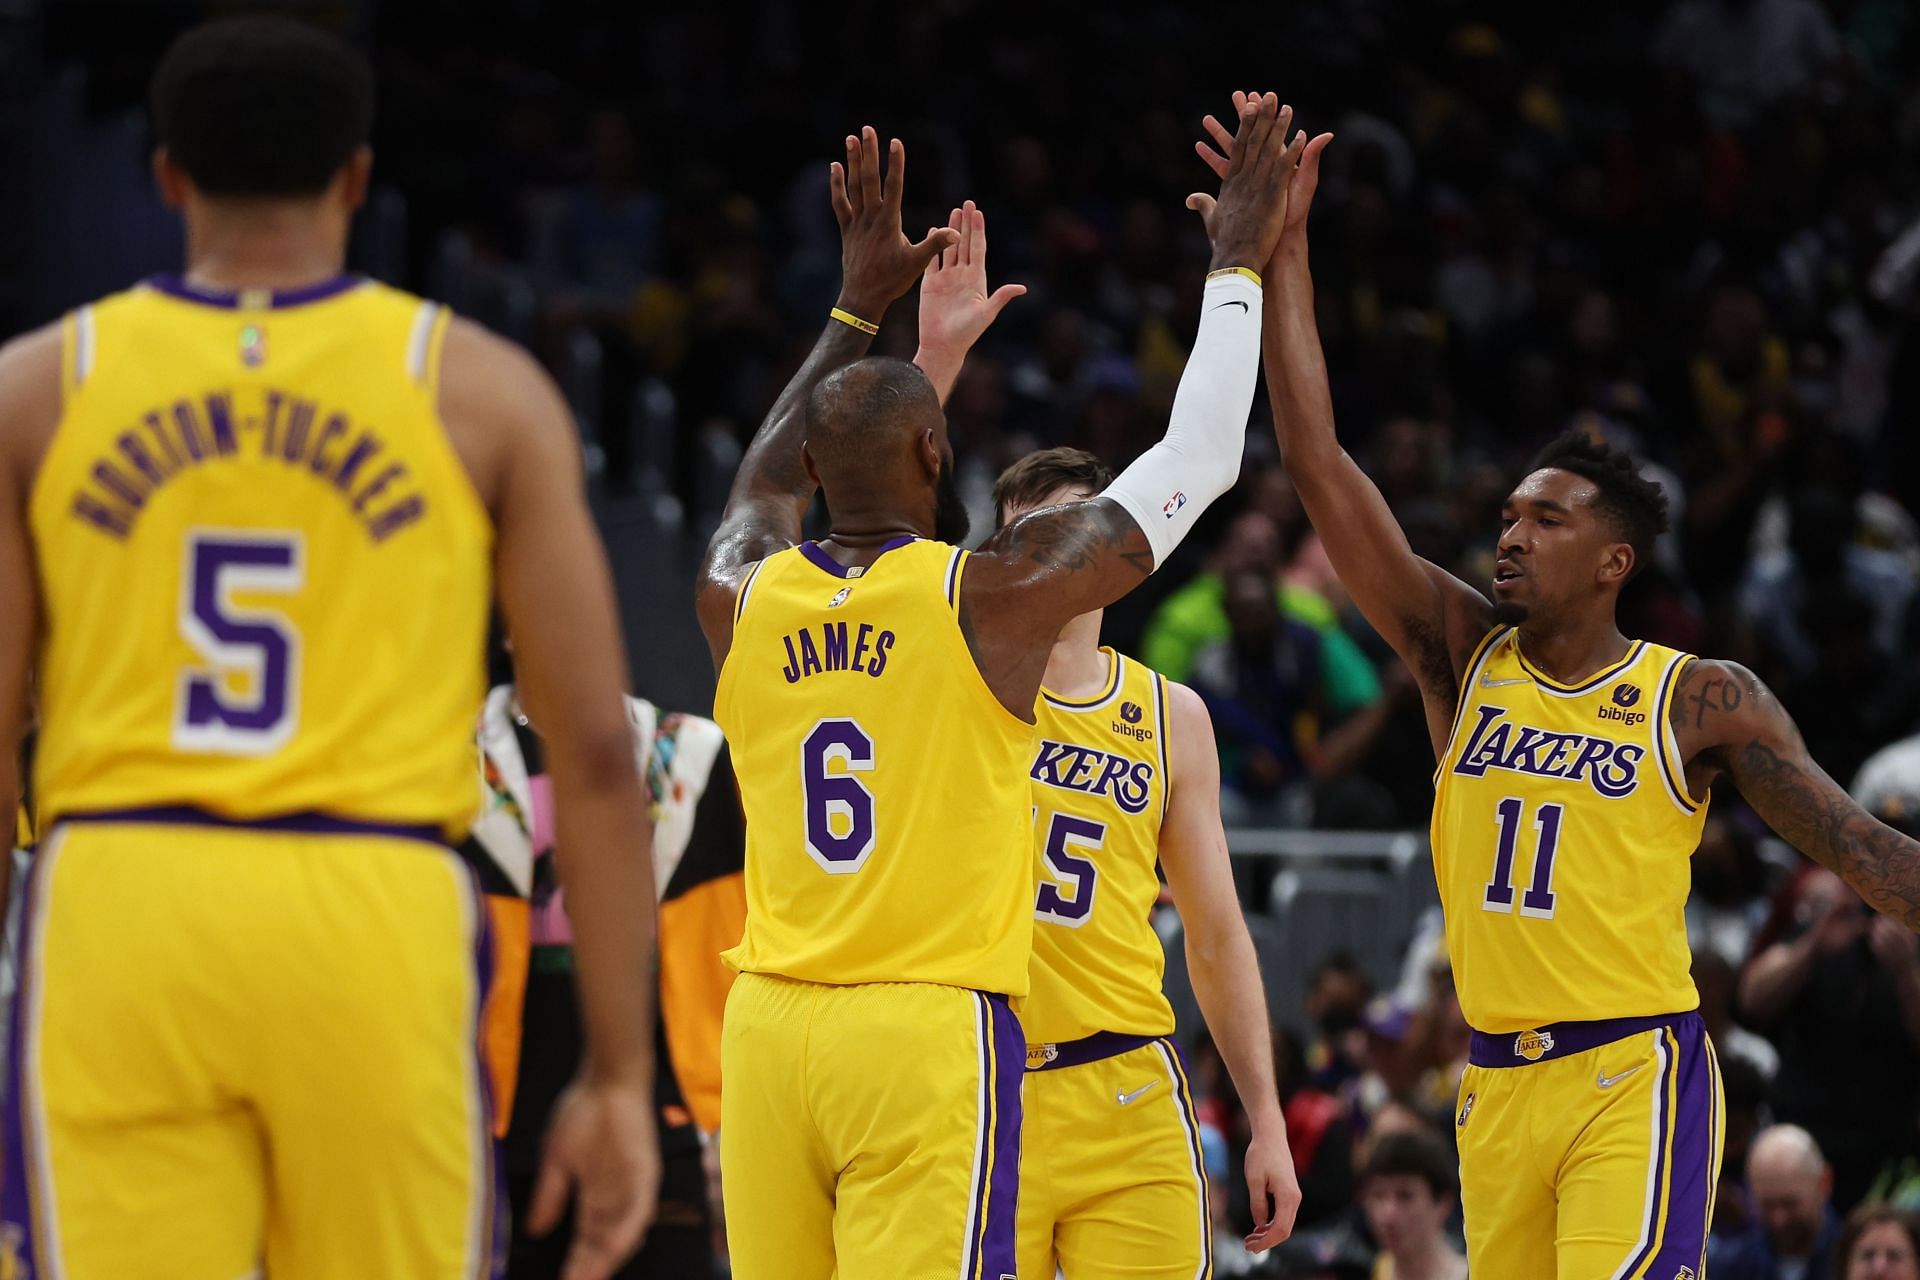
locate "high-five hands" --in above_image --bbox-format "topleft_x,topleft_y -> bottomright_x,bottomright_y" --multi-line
1191,92 -> 1310,271
830,126 -> 962,320
914,199 -> 1026,400
1190,91 -> 1335,254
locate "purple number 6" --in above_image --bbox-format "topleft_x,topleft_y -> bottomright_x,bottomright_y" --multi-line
174,530 -> 304,755
801,718 -> 876,873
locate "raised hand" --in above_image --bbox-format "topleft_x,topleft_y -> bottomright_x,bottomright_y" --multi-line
830,126 -> 961,320
1192,91 -> 1334,251
1192,92 -> 1306,273
915,199 -> 1027,402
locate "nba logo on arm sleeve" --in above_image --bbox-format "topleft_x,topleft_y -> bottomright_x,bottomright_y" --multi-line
1162,491 -> 1187,518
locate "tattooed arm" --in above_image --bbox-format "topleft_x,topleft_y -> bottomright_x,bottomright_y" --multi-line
694,127 -> 957,670
1675,658 -> 1920,930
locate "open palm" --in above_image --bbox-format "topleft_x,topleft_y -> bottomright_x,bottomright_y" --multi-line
918,200 -> 1025,359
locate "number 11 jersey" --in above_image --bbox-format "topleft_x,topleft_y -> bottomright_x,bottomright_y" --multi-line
714,537 -> 1035,995
30,277 -> 491,838
1430,628 -> 1709,1034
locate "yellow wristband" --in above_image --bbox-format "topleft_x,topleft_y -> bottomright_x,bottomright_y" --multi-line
829,306 -> 880,335
1206,266 -> 1263,288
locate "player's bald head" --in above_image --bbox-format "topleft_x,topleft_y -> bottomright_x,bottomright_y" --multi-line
805,357 -> 944,475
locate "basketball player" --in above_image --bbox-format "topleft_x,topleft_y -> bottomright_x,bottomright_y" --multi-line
1194,97 -> 1920,1277
696,98 -> 1301,1280
0,19 -> 659,1279
987,447 -> 1303,1279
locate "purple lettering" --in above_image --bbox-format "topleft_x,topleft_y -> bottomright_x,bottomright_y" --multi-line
332,434 -> 382,494
308,413 -> 349,474
867,629 -> 895,678
262,390 -> 285,454
71,493 -> 131,538
352,462 -> 407,512
798,629 -> 822,678
1031,740 -> 1074,787
1451,705 -> 1506,778
115,432 -> 167,487
1063,747 -> 1101,791
367,494 -> 427,542
280,398 -> 317,463
850,622 -> 874,673
822,622 -> 849,671
172,401 -> 208,461
143,411 -> 184,470
203,392 -> 238,455
1116,762 -> 1154,815
1592,744 -> 1643,799
91,460 -> 145,509
780,634 -> 802,684
1091,753 -> 1132,799
1497,726 -> 1554,774
1565,737 -> 1614,785
1537,734 -> 1576,776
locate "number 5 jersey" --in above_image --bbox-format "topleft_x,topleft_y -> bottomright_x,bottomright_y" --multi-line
30,276 -> 489,838
713,537 -> 1035,995
1430,627 -> 1709,1035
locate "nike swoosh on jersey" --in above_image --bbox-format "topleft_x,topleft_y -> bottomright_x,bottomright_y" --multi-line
1480,673 -> 1532,688
1117,1080 -> 1160,1105
1597,1063 -> 1648,1089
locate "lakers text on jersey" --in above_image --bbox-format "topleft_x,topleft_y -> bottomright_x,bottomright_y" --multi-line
1431,629 -> 1707,1034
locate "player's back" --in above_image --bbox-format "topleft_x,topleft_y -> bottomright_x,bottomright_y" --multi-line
713,537 -> 1035,994
30,275 -> 490,837
1431,628 -> 1708,1035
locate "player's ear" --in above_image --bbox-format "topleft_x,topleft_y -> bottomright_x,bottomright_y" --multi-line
919,427 -> 941,479
152,146 -> 189,210
338,145 -> 374,213
1597,541 -> 1634,589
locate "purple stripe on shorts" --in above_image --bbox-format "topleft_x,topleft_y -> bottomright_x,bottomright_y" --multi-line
962,995 -> 994,1280
1619,1027 -> 1678,1278
1160,1038 -> 1212,1276
1638,1015 -> 1718,1278
978,995 -> 1023,1280
60,804 -> 446,846
460,861 -> 508,1280
1,848 -> 48,1274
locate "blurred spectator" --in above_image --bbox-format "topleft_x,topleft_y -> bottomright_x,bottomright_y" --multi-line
1359,1131 -> 1467,1280
1189,571 -> 1330,823
1738,485 -> 1916,681
1854,734 -> 1920,837
1654,0 -> 1842,129
1304,952 -> 1375,1095
1689,815 -> 1775,967
1741,870 -> 1920,1212
1831,1204 -> 1920,1280
1695,949 -> 1781,1083
1716,1124 -> 1842,1280
1715,1056 -> 1777,1251
1275,1025 -> 1359,1231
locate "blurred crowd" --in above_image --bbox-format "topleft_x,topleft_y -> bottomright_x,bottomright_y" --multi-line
48,0 -> 1920,1273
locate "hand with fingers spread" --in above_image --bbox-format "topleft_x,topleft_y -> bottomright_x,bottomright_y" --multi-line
528,1073 -> 662,1280
1192,90 -> 1335,262
1187,92 -> 1306,273
915,199 -> 1027,402
830,126 -> 961,322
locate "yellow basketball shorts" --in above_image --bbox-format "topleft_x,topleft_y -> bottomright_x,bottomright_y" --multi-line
2,811 -> 504,1279
719,971 -> 1022,1280
1018,1032 -> 1211,1280
1455,1011 -> 1724,1280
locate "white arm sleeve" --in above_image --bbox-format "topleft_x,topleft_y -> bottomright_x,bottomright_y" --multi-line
1099,273 -> 1262,568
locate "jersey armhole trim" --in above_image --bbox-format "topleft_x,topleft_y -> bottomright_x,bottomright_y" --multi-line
1152,670 -> 1171,825
1652,652 -> 1705,815
1433,626 -> 1510,783
409,302 -> 449,389
62,306 -> 96,396
945,547 -> 966,611
733,559 -> 767,625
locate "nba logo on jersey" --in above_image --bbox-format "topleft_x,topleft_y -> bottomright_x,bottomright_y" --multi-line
1514,1029 -> 1555,1062
828,586 -> 851,608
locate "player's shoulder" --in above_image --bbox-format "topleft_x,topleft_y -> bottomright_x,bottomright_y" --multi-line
0,320 -> 66,487
1666,654 -> 1778,743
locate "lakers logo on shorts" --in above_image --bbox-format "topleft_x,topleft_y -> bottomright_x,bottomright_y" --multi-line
1514,1028 -> 1555,1062
1027,1043 -> 1059,1070
1674,1268 -> 1696,1280
0,1222 -> 27,1280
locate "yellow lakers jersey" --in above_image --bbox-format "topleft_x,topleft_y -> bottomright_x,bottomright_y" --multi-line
1431,629 -> 1707,1033
30,275 -> 491,838
714,538 -> 1036,994
1020,649 -> 1176,1045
